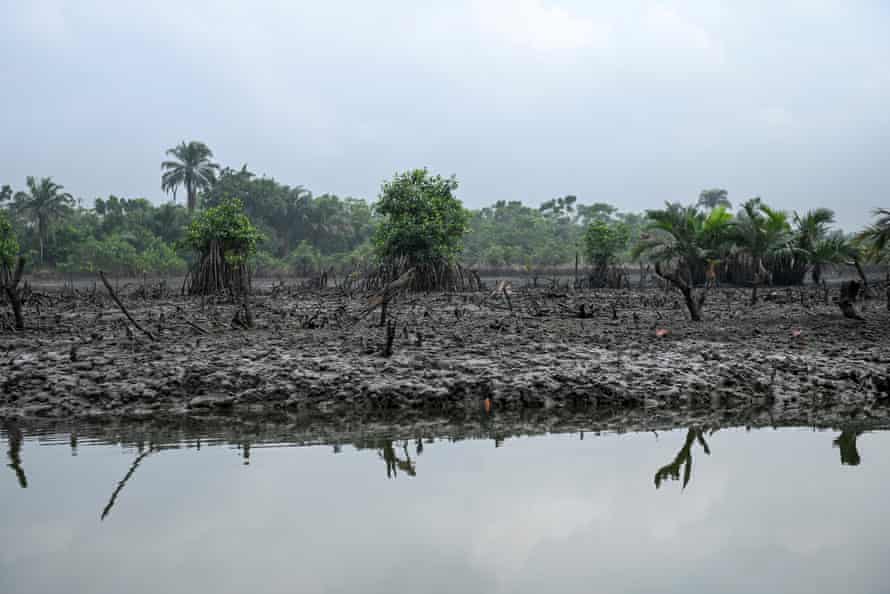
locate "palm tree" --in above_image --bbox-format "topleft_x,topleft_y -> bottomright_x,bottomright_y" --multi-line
731,198 -> 793,304
697,188 -> 731,211
791,208 -> 836,284
857,208 -> 890,261
634,202 -> 733,321
161,141 -> 219,212
13,176 -> 73,265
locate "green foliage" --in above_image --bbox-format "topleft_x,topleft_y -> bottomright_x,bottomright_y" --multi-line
0,209 -> 19,267
584,219 -> 630,268
183,198 -> 262,264
857,208 -> 890,261
731,197 -> 792,263
697,188 -> 731,211
12,176 -> 74,265
634,203 -> 734,268
373,169 -> 469,265
161,141 -> 219,212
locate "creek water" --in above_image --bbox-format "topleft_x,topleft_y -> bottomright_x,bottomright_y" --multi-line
1,425 -> 889,594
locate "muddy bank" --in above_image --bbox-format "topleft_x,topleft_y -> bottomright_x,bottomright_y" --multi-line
2,284 -> 890,427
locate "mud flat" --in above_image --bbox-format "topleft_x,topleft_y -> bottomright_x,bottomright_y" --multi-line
2,283 -> 889,429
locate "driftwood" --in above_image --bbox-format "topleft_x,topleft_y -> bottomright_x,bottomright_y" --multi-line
98,271 -> 156,341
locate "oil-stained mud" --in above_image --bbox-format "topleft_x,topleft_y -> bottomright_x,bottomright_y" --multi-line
2,282 -> 890,428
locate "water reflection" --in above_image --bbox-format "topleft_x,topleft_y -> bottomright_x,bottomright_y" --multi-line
834,429 -> 864,466
654,427 -> 712,490
3,422 -> 27,488
355,439 -> 418,479
101,447 -> 155,520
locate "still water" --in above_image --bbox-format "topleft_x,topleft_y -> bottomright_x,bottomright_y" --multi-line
2,425 -> 889,594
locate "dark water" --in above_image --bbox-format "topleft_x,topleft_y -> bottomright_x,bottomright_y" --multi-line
2,425 -> 889,594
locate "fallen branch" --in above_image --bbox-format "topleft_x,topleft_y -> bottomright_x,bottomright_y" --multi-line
98,271 -> 156,341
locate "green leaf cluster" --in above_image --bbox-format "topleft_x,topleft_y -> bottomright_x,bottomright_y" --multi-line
183,198 -> 262,264
373,169 -> 469,265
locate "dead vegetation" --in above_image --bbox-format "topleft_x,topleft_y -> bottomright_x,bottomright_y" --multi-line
1,273 -> 890,426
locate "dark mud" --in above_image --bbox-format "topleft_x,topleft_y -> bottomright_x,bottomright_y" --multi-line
2,282 -> 890,429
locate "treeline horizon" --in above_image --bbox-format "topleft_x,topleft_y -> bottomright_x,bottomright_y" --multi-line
0,141 -> 880,279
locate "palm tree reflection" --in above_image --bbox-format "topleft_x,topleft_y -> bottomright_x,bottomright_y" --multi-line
654,427 -> 711,490
833,429 -> 863,466
4,423 -> 27,488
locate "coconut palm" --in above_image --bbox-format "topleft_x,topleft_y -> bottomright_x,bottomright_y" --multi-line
634,202 -> 733,320
731,198 -> 793,303
857,208 -> 890,261
161,141 -> 220,212
13,176 -> 73,265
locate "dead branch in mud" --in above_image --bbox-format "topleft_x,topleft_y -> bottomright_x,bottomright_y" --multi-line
354,268 -> 415,324
98,271 -> 156,341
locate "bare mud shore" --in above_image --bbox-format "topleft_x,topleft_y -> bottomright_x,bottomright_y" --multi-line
2,282 -> 889,429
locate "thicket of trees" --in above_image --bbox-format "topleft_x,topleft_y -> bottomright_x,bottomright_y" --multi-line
1,142 -> 887,297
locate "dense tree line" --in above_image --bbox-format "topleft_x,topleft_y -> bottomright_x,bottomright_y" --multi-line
1,142 -> 887,294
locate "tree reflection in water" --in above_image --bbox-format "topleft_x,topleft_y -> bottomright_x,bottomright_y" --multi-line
4,422 -> 27,488
355,439 -> 419,479
654,427 -> 711,490
101,446 -> 155,520
834,429 -> 864,466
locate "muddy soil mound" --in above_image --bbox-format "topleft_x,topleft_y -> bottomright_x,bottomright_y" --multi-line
2,284 -> 889,427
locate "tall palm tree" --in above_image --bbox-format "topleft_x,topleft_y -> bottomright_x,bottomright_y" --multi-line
731,198 -> 793,303
13,176 -> 73,265
697,188 -> 731,211
634,202 -> 733,320
161,141 -> 219,212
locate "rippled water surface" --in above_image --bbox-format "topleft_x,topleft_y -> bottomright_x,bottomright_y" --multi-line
2,425 -> 889,594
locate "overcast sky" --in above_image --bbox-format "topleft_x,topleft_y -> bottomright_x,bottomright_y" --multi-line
2,1 -> 889,228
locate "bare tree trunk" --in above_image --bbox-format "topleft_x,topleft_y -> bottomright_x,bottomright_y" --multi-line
2,257 -> 25,330
655,262 -> 706,321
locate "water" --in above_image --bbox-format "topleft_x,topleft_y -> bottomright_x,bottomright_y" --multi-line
2,425 -> 889,594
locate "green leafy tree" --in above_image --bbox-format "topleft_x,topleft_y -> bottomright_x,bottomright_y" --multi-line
183,198 -> 262,294
584,219 -> 630,287
0,210 -> 19,269
373,169 -> 469,287
161,141 -> 220,212
13,176 -> 74,265
634,203 -> 733,321
0,209 -> 25,330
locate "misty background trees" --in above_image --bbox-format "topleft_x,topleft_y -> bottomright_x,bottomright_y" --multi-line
0,141 -> 885,290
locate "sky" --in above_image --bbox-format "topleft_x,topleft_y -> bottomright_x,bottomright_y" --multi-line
2,0 -> 889,229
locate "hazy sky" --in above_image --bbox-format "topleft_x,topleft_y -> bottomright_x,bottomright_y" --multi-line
2,1 -> 889,228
